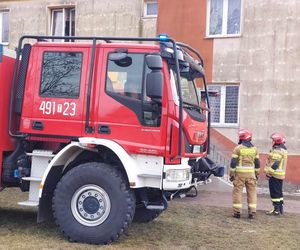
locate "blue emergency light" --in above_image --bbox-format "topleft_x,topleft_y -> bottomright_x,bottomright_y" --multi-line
159,34 -> 169,41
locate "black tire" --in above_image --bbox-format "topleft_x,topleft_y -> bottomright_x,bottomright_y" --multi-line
52,162 -> 135,244
133,207 -> 163,223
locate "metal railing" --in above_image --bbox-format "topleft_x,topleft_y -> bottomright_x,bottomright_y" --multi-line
209,144 -> 231,182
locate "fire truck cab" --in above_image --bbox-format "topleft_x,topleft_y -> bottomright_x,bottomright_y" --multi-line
0,35 -> 224,244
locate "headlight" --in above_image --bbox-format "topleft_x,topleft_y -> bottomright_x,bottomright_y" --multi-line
192,145 -> 201,154
165,169 -> 190,182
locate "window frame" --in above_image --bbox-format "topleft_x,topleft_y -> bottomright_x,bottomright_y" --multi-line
49,6 -> 76,39
0,10 -> 9,45
206,0 -> 243,38
143,1 -> 158,18
208,84 -> 240,128
39,51 -> 83,99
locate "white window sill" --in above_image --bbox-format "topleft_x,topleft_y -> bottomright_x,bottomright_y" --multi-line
142,15 -> 157,19
205,34 -> 242,39
211,123 -> 239,128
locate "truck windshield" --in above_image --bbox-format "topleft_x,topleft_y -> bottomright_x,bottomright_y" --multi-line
170,70 -> 200,107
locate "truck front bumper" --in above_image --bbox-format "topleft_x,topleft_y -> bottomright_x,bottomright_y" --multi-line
162,159 -> 192,190
162,157 -> 225,191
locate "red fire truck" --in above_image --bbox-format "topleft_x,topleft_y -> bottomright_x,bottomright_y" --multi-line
0,35 -> 224,244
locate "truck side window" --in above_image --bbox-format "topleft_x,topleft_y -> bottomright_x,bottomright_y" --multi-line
40,52 -> 83,98
105,53 -> 161,127
106,53 -> 144,100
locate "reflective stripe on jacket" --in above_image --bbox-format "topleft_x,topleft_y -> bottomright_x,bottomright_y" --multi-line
264,148 -> 288,180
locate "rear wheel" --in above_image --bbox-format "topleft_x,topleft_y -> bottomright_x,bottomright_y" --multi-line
133,207 -> 163,223
52,162 -> 135,244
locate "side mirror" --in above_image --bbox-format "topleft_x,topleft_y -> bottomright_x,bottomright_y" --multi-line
145,55 -> 163,99
146,71 -> 163,99
145,54 -> 163,70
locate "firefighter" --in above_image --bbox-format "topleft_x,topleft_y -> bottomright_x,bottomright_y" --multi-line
230,129 -> 260,219
264,133 -> 288,215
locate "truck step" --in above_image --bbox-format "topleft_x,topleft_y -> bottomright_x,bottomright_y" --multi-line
18,200 -> 39,207
26,150 -> 54,157
145,202 -> 166,211
22,177 -> 42,182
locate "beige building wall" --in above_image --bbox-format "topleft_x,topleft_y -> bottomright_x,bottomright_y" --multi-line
141,17 -> 157,38
212,0 -> 300,155
0,0 -> 157,50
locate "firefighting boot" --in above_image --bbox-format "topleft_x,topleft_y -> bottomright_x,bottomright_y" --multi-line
233,212 -> 241,219
279,204 -> 284,215
266,206 -> 280,216
248,212 -> 256,219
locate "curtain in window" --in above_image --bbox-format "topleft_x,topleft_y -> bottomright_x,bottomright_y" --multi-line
225,86 -> 239,123
208,85 -> 221,123
52,10 -> 63,36
209,0 -> 223,35
147,3 -> 158,16
2,12 -> 9,43
227,0 -> 241,34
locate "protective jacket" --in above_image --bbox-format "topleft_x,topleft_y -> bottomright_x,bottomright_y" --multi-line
230,141 -> 260,178
264,144 -> 288,180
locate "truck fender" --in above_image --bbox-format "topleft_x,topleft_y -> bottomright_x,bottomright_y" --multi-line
39,139 -> 142,199
78,137 -> 144,186
38,138 -> 162,222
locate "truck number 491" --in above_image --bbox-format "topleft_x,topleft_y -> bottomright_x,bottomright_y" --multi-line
39,101 -> 76,116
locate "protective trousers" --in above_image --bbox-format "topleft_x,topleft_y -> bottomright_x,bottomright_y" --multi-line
233,175 -> 257,214
269,177 -> 283,212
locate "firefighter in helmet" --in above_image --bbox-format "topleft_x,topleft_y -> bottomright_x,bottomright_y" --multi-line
264,133 -> 288,215
230,129 -> 260,219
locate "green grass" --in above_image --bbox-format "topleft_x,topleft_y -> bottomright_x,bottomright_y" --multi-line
0,188 -> 300,250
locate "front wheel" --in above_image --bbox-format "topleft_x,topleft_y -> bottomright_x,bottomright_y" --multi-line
52,162 -> 135,244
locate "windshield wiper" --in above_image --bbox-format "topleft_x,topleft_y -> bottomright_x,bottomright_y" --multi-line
183,101 -> 201,111
183,101 -> 210,112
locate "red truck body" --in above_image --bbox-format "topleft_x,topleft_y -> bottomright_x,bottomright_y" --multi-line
0,52 -> 16,181
0,36 -> 223,244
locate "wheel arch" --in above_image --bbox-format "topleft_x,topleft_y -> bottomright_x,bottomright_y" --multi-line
37,139 -> 141,222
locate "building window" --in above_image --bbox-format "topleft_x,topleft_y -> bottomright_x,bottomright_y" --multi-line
208,85 -> 239,126
0,11 -> 9,44
50,7 -> 75,37
40,52 -> 83,98
207,0 -> 241,37
144,1 -> 158,17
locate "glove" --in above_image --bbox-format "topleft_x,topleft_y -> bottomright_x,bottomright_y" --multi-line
229,176 -> 235,182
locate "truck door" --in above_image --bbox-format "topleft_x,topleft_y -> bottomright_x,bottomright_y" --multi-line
96,48 -> 167,156
21,45 -> 89,138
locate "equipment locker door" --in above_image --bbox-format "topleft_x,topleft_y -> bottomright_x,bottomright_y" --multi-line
21,45 -> 90,138
96,47 -> 168,156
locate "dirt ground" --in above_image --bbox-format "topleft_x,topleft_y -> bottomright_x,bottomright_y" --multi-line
184,191 -> 300,214
0,187 -> 300,249
195,177 -> 300,214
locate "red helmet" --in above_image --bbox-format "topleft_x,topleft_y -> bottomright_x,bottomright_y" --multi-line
271,133 -> 285,145
238,129 -> 252,141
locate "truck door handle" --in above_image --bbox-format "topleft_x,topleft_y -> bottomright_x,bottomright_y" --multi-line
98,125 -> 111,134
32,121 -> 44,130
